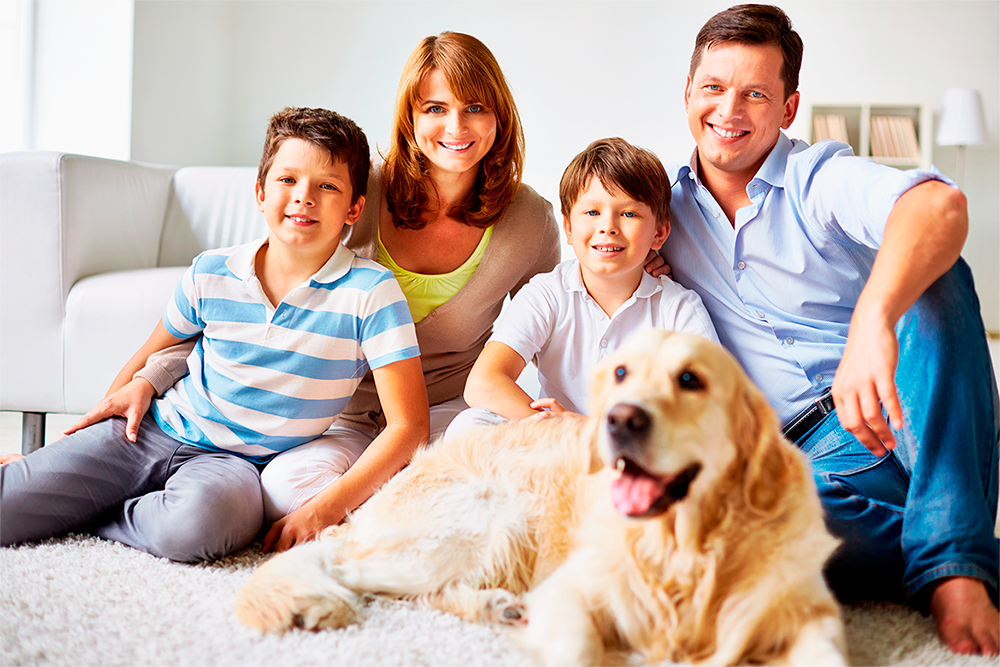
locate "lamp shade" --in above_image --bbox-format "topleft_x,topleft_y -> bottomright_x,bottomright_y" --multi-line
937,88 -> 988,146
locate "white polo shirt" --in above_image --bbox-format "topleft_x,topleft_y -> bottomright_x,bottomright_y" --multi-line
491,259 -> 718,414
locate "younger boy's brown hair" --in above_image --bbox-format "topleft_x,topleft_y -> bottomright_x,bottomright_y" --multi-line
257,107 -> 371,204
559,137 -> 671,223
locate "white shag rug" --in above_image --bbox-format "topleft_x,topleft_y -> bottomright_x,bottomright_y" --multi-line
1,534 -> 995,667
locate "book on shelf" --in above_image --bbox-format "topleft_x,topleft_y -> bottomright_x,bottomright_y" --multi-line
812,114 -> 849,144
870,115 -> 920,160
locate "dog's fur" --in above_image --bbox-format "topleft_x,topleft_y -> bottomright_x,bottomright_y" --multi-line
235,330 -> 845,665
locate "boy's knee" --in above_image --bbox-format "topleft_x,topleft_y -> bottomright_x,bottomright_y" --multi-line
146,481 -> 263,563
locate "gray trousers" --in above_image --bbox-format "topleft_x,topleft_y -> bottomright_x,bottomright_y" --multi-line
0,413 -> 263,563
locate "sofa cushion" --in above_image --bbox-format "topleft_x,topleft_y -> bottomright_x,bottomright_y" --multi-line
63,266 -> 188,413
158,167 -> 267,266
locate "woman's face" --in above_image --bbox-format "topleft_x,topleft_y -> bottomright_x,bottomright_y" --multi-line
412,69 -> 497,181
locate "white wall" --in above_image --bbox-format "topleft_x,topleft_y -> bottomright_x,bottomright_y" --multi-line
126,0 -> 999,331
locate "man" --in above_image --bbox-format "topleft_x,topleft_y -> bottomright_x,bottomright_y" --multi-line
661,3 -> 999,657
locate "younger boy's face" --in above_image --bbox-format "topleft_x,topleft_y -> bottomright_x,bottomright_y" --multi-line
256,138 -> 364,258
563,176 -> 669,285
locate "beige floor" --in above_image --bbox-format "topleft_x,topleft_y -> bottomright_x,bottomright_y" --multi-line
3,338 -> 1000,456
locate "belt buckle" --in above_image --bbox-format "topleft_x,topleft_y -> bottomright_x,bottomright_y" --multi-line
783,390 -> 834,441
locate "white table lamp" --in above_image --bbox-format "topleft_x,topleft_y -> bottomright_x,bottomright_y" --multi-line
936,88 -> 988,187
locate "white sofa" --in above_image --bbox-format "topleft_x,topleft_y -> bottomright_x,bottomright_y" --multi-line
0,151 -> 267,453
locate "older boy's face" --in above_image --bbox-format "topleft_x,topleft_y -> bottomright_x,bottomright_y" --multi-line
563,176 -> 669,286
256,138 -> 364,259
685,42 -> 799,186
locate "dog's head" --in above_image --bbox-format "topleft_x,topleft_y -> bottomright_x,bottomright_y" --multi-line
589,329 -> 791,520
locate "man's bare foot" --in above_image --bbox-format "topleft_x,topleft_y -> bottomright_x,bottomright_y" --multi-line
0,453 -> 24,465
929,576 -> 999,656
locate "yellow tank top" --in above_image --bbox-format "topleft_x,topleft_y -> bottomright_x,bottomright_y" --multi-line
376,226 -> 493,323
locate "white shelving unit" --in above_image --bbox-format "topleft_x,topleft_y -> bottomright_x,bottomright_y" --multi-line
809,102 -> 932,170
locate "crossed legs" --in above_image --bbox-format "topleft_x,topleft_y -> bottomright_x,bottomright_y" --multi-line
798,259 -> 999,655
0,413 -> 263,563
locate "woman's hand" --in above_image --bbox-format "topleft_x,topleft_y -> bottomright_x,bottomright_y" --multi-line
262,501 -> 345,553
64,378 -> 157,443
0,453 -> 24,465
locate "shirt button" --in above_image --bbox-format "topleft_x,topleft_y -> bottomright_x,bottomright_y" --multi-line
756,310 -> 765,318
785,336 -> 794,345
713,211 -> 720,218
737,261 -> 746,270
600,340 -> 608,348
815,373 -> 824,382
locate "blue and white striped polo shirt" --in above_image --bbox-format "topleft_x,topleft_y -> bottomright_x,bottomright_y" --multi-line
151,238 -> 419,463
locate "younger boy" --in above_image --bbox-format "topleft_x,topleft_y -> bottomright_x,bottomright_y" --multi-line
0,107 -> 429,563
454,138 -> 717,429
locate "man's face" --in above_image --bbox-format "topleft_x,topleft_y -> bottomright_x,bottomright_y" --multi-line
685,42 -> 799,185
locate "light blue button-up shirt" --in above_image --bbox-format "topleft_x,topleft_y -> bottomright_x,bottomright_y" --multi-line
663,132 -> 947,424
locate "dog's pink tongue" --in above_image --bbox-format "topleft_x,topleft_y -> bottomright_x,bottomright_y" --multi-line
611,470 -> 666,516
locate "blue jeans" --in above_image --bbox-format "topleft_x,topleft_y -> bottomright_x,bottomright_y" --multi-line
796,259 -> 999,600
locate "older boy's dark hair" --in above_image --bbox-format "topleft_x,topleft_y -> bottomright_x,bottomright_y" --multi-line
257,107 -> 370,204
690,4 -> 803,99
559,138 -> 671,224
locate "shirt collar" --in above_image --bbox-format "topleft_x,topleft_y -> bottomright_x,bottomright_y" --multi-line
563,260 -> 663,300
754,131 -> 793,188
671,131 -> 793,190
226,237 -> 267,280
225,237 -> 356,286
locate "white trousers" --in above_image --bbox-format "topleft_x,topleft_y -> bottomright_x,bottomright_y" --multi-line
259,397 -> 469,522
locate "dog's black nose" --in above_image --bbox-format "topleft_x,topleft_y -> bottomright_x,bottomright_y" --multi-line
606,403 -> 650,442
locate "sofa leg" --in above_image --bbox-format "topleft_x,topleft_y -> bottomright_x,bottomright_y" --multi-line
21,412 -> 46,455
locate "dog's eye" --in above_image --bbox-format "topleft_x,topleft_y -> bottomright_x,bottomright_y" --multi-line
678,370 -> 704,391
614,365 -> 627,383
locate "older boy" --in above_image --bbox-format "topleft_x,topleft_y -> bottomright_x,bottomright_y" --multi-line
661,4 -> 998,655
0,107 -> 429,563
452,138 -> 717,431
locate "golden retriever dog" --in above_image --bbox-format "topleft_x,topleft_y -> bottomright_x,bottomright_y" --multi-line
235,330 -> 845,666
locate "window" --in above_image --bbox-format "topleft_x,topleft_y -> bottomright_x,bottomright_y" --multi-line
0,0 -> 29,153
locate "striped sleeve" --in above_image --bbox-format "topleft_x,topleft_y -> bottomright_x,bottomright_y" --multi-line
162,255 -> 206,339
357,268 -> 419,370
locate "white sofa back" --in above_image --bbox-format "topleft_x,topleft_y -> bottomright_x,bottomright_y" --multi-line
0,151 -> 266,414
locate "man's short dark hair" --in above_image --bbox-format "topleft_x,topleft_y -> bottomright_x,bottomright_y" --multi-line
690,4 -> 803,99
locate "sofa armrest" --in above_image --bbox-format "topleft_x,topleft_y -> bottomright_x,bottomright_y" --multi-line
0,151 -> 177,413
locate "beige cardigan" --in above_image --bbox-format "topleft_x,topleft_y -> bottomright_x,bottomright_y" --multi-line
137,166 -> 561,433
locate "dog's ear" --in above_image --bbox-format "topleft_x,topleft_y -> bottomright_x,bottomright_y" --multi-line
731,371 -> 795,515
587,355 -> 615,417
581,416 -> 605,474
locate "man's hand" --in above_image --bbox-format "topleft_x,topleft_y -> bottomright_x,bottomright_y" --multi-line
644,250 -> 671,278
831,315 -> 904,457
262,502 -> 344,554
64,377 -> 157,443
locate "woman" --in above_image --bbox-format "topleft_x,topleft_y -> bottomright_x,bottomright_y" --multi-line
66,32 -> 562,553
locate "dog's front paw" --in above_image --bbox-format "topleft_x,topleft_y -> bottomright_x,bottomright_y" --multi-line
482,589 -> 528,626
234,546 -> 361,633
235,579 -> 361,633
